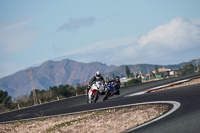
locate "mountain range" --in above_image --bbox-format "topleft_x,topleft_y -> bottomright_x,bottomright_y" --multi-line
0,58 -> 199,99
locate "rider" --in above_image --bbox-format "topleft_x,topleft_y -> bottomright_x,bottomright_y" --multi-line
107,76 -> 121,95
113,76 -> 121,95
86,71 -> 105,97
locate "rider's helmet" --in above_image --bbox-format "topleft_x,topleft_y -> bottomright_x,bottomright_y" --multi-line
95,71 -> 101,79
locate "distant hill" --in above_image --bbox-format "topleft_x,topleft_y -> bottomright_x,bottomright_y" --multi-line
0,58 -> 199,99
0,59 -> 116,99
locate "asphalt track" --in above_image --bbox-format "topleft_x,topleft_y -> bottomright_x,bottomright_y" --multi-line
0,73 -> 200,133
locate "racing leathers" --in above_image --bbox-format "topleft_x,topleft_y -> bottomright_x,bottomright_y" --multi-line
106,78 -> 121,95
86,76 -> 105,97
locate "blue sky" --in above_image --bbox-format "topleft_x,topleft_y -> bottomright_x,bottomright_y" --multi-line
0,0 -> 200,78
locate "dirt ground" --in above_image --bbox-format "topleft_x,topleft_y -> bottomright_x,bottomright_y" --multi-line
0,77 -> 199,133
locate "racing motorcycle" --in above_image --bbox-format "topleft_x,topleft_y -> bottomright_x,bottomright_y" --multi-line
87,81 -> 105,103
103,81 -> 116,101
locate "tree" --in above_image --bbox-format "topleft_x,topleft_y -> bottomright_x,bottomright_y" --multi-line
126,66 -> 131,78
136,73 -> 140,78
130,73 -> 134,78
155,65 -> 159,75
0,90 -> 12,107
0,90 -> 7,103
112,74 -> 115,79
181,64 -> 195,75
76,84 -> 87,95
49,84 -> 76,98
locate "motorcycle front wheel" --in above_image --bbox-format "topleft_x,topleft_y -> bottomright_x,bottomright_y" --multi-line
94,91 -> 99,103
103,90 -> 110,101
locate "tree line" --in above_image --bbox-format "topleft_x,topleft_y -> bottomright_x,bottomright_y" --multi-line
0,84 -> 87,112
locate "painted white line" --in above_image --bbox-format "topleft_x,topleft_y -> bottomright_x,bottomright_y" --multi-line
147,84 -> 170,90
16,113 -> 30,117
125,101 -> 181,132
125,92 -> 146,97
175,79 -> 190,83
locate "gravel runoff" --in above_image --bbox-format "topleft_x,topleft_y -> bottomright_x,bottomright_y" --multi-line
1,78 -> 199,133
0,104 -> 168,133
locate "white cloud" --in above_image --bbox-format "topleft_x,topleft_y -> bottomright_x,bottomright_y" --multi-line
118,17 -> 200,64
138,17 -> 200,49
58,17 -> 200,65
68,36 -> 137,55
56,36 -> 137,64
0,18 -> 40,53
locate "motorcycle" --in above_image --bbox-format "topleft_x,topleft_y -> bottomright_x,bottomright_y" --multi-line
87,81 -> 105,103
103,81 -> 116,101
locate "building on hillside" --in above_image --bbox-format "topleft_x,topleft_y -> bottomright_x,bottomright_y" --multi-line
152,67 -> 171,74
169,70 -> 179,76
152,67 -> 179,77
